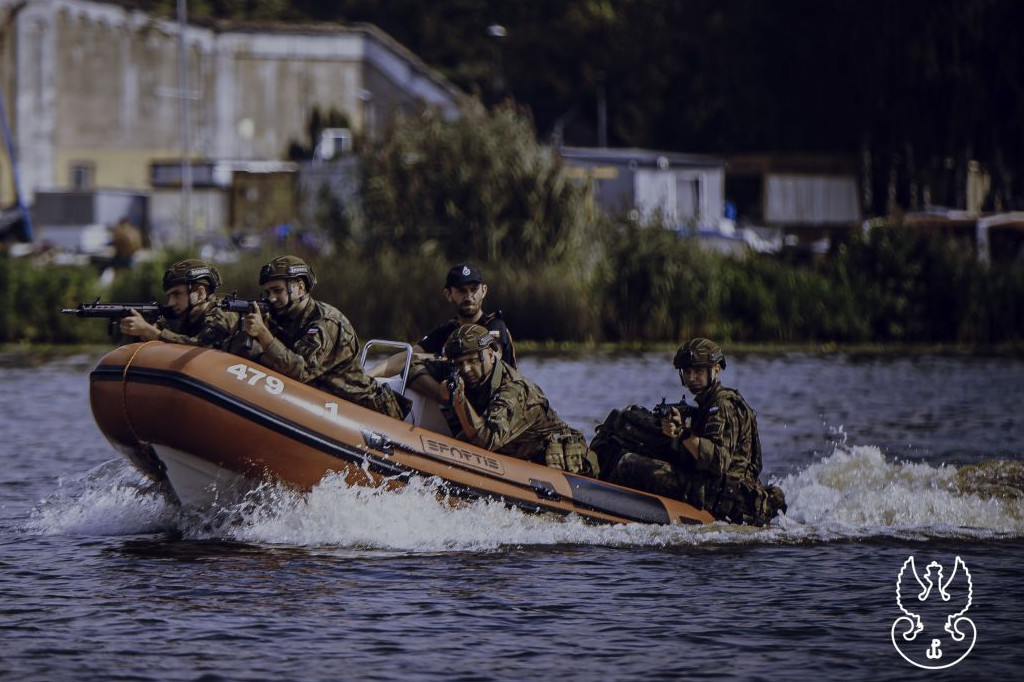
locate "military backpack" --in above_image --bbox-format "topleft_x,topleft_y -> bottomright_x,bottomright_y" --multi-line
589,405 -> 684,481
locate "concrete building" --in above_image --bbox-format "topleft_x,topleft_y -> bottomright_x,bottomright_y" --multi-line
0,0 -> 464,246
559,146 -> 725,229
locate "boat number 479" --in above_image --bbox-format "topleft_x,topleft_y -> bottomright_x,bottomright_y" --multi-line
226,363 -> 285,395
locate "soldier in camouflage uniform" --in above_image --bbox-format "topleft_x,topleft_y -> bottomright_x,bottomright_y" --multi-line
120,259 -> 242,351
410,324 -> 597,475
241,255 -> 405,420
606,338 -> 786,525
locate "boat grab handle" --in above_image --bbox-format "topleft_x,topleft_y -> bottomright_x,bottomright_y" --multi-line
360,339 -> 414,395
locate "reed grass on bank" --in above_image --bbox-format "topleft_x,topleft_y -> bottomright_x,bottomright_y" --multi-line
5,222 -> 1022,347
7,105 -> 1023,348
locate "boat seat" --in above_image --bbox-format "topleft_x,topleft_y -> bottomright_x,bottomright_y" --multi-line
402,387 -> 454,435
361,338 -> 453,435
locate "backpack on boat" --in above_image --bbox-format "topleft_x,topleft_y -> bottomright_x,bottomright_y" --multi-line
589,405 -> 678,481
713,478 -> 788,526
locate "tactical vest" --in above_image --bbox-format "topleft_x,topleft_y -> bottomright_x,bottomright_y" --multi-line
690,386 -> 763,480
690,386 -> 784,526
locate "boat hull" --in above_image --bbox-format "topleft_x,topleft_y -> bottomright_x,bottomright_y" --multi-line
89,342 -> 714,525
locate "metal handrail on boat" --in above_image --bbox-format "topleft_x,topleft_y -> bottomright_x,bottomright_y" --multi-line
359,339 -> 413,396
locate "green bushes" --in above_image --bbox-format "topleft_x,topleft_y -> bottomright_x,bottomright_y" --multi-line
595,219 -> 725,341
6,103 -> 1023,348
982,266 -> 1024,343
5,224 -> 1024,347
0,255 -> 106,343
719,255 -> 869,342
0,253 -> 191,345
360,102 -> 600,269
822,225 -> 1012,344
476,260 -> 602,342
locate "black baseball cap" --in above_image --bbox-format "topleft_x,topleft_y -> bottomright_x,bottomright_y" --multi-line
445,263 -> 483,288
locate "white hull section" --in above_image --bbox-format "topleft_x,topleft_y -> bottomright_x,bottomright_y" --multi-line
151,444 -> 253,508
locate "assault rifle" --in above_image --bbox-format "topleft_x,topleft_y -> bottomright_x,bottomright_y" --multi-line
441,360 -> 461,400
217,294 -> 270,351
653,395 -> 698,422
61,300 -> 166,334
218,293 -> 269,315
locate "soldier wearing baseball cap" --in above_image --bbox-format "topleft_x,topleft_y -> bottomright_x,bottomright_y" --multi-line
367,261 -> 517,383
425,262 -> 514,365
444,262 -> 483,288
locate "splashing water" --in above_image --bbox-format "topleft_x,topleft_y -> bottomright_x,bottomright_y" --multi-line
24,446 -> 1024,550
25,459 -> 177,536
778,446 -> 1024,537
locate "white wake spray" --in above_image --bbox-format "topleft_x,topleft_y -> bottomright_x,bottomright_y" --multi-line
25,459 -> 177,536
778,445 -> 1024,537
24,447 -> 1024,549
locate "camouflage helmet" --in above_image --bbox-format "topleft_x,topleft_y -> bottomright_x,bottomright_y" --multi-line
259,255 -> 316,291
673,337 -> 726,370
162,259 -> 221,293
444,324 -> 496,359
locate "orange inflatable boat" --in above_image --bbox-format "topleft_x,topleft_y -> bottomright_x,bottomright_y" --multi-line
89,342 -> 714,525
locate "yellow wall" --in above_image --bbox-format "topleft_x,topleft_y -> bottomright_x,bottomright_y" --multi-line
54,148 -> 189,190
0,154 -> 12,205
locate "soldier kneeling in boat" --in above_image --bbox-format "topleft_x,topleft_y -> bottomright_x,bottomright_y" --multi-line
240,255 -> 406,420
120,259 -> 243,351
592,338 -> 786,526
409,324 -> 598,477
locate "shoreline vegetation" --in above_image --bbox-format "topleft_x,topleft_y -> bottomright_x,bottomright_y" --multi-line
2,340 -> 1021,369
8,220 -> 1022,351
4,105 -> 1023,352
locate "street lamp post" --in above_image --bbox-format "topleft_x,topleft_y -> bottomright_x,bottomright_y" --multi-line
486,24 -> 507,103
177,0 -> 192,248
596,71 -> 607,148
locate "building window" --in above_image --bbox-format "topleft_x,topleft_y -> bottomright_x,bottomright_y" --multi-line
70,162 -> 95,191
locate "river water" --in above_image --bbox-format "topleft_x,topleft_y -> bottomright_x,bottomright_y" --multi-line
1,348 -> 1022,681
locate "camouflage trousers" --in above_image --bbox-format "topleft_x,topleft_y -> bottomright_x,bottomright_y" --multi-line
374,384 -> 408,421
608,452 -> 686,499
610,452 -> 787,526
715,478 -> 787,527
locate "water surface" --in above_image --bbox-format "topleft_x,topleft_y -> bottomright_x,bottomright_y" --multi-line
1,350 -> 1021,680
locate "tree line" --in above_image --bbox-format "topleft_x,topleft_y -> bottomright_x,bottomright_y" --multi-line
127,0 -> 1024,214
19,2 -> 1020,348
9,101 -> 1023,347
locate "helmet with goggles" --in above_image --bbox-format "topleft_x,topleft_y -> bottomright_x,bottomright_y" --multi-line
444,324 -> 497,359
673,337 -> 726,370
